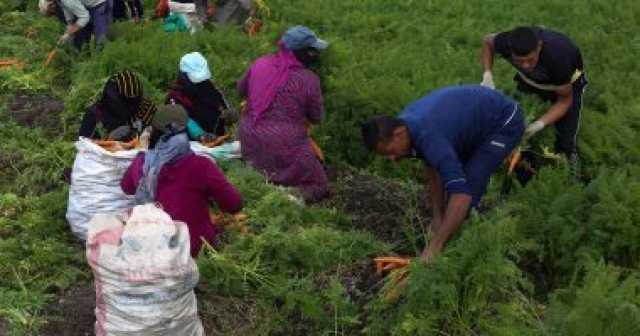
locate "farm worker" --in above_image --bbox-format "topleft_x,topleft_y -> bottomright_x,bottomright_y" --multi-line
213,0 -> 254,25
166,52 -> 234,142
361,85 -> 524,262
79,70 -> 157,140
112,0 -> 145,22
121,104 -> 244,257
481,26 -> 587,176
237,25 -> 330,202
55,0 -> 112,49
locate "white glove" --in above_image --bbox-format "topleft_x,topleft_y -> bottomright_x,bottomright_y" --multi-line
525,120 -> 545,138
480,71 -> 495,90
58,32 -> 72,45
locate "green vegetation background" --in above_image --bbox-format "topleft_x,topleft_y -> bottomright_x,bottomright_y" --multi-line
1,0 -> 639,335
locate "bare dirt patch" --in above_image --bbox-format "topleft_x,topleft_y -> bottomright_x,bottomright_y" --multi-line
6,93 -> 64,135
40,283 -> 95,336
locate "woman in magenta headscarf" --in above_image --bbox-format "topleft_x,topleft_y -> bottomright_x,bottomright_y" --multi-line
238,25 -> 330,202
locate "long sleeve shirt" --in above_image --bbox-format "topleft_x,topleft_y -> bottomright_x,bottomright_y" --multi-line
121,153 -> 243,257
60,0 -> 106,27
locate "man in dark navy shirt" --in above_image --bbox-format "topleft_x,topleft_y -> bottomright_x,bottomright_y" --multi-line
362,85 -> 524,262
481,26 -> 587,174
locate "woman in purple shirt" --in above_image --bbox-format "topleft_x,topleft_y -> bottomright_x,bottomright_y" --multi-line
238,26 -> 330,202
121,105 -> 243,257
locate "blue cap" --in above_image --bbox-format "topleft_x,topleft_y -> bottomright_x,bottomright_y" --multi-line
282,26 -> 329,51
179,52 -> 211,84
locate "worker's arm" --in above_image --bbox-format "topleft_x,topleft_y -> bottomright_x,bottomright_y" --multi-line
481,33 -> 497,73
304,73 -> 325,124
540,84 -> 573,125
60,0 -> 90,28
526,84 -> 573,137
186,118 -> 205,140
200,157 -> 244,214
428,167 -> 445,233
418,138 -> 471,262
78,106 -> 100,138
421,192 -> 472,263
120,154 -> 144,195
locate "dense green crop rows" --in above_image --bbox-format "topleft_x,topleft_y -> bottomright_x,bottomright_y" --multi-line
1,0 -> 639,334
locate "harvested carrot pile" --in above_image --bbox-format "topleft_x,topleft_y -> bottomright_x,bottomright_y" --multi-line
93,138 -> 140,152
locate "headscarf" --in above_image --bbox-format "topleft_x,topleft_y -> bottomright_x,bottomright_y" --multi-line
99,70 -> 156,133
179,52 -> 212,84
134,132 -> 192,204
246,41 -> 303,121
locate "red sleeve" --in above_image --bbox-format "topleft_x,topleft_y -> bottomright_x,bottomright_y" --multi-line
121,154 -> 145,195
197,157 -> 243,213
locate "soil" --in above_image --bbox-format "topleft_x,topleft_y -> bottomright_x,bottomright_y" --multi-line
40,282 -> 95,336
0,319 -> 7,336
324,167 -> 431,252
5,93 -> 64,135
340,259 -> 384,307
37,279 -> 261,336
197,290 -> 259,336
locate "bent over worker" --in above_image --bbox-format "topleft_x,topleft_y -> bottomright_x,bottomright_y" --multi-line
362,85 -> 524,262
79,70 -> 157,140
481,26 -> 587,176
57,0 -> 112,49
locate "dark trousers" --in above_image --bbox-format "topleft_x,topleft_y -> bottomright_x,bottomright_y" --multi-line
515,74 -> 588,156
113,0 -> 144,20
73,1 -> 112,49
462,105 -> 525,207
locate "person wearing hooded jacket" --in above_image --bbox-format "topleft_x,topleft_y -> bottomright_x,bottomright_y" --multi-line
166,52 -> 233,142
121,104 -> 243,257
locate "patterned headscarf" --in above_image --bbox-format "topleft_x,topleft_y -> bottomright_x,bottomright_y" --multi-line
110,70 -> 143,99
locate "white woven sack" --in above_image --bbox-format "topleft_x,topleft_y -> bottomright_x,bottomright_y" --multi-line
66,137 -> 141,240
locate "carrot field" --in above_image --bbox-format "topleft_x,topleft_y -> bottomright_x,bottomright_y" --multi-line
1,0 -> 639,335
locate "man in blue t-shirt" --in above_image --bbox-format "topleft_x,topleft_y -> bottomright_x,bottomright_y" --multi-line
481,26 -> 587,176
361,85 -> 524,262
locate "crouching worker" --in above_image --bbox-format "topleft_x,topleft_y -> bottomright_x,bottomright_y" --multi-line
238,25 -> 330,202
121,104 -> 243,257
55,0 -> 112,49
167,52 -> 232,142
362,85 -> 524,262
79,70 -> 157,140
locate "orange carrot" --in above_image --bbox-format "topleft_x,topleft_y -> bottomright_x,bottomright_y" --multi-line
44,49 -> 57,68
508,149 -> 522,175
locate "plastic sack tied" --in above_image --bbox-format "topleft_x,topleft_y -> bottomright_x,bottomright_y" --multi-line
87,204 -> 204,336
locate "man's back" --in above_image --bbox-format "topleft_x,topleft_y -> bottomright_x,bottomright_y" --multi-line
400,85 -> 517,160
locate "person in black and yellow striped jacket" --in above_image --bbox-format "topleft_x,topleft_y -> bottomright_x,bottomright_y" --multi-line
79,70 -> 157,140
